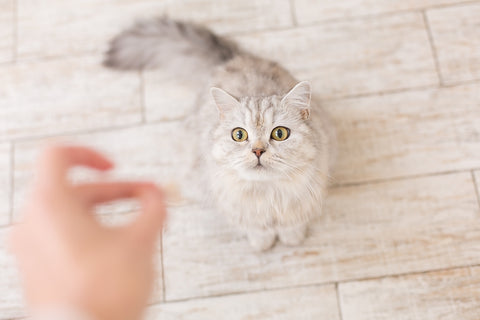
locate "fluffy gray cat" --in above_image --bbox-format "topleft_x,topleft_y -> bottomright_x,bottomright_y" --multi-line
105,17 -> 336,251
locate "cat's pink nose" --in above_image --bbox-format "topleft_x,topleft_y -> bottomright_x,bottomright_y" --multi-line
252,148 -> 265,158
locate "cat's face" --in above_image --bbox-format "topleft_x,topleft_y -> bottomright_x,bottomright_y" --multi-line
211,82 -> 317,181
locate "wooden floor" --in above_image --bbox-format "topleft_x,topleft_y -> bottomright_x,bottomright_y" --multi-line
1,0 -> 480,319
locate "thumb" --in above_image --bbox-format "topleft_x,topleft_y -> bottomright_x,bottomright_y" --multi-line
130,184 -> 167,246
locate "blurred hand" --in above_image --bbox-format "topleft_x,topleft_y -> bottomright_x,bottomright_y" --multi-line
9,145 -> 167,320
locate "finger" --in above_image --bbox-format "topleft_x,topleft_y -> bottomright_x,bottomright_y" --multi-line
76,182 -> 157,206
37,145 -> 114,186
130,184 -> 167,246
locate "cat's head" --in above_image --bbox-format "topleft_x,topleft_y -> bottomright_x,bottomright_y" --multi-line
210,81 -> 318,181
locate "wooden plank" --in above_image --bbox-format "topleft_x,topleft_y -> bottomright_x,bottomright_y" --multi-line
427,3 -> 480,84
294,0 -> 471,24
17,0 -> 292,60
0,56 -> 142,141
165,0 -> 293,35
143,71 -> 199,123
0,0 -> 13,63
475,171 -> 480,210
0,143 -> 10,226
0,228 -> 26,319
146,285 -> 340,320
163,173 -> 480,300
339,266 -> 480,320
17,0 -> 167,59
12,122 -> 198,219
325,83 -> 480,184
234,12 -> 438,99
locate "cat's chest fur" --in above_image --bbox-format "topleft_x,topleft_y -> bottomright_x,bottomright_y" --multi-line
208,166 -> 326,229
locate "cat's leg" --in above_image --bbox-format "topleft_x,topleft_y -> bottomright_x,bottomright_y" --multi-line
246,227 -> 276,251
277,223 -> 308,246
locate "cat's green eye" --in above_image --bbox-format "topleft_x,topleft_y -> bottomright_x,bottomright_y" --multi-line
232,127 -> 248,142
271,126 -> 290,141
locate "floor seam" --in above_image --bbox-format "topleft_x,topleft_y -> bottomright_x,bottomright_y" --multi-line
154,262 -> 480,305
422,10 -> 444,86
8,142 -> 14,225
160,231 -> 166,302
288,0 -> 298,27
323,79 -> 479,102
332,168 -> 480,189
12,0 -> 17,62
229,0 -> 480,35
6,0 -> 479,65
335,283 -> 345,320
471,171 -> 480,213
2,121 -> 149,144
139,71 -> 146,123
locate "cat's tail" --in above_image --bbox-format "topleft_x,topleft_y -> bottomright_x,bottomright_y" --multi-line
103,17 -> 239,73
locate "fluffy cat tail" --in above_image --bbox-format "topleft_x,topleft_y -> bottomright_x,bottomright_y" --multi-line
103,17 -> 239,72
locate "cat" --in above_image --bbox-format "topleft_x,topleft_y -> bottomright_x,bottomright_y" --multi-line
104,17 -> 336,251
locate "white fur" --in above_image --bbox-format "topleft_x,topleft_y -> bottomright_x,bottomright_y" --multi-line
196,78 -> 334,251
104,18 -> 336,251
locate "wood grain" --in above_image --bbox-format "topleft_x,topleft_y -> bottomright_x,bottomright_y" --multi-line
0,56 -> 142,141
0,144 -> 10,226
474,171 -> 480,210
146,285 -> 340,320
294,0 -> 471,23
0,228 -> 26,319
17,0 -> 167,59
163,173 -> 480,300
164,0 -> 293,35
427,3 -> 480,84
3,1 -> 480,318
143,71 -> 199,122
0,0 -> 13,63
12,122 -> 198,219
339,266 -> 480,320
325,83 -> 480,184
234,12 -> 438,99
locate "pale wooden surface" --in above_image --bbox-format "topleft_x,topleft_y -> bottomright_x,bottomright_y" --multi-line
17,0 -> 293,60
0,144 -> 10,226
325,83 -> 480,184
293,0 -> 470,23
143,70 -> 199,122
0,0 -> 13,63
12,122 -> 196,218
145,285 -> 340,320
0,57 -> 142,141
1,0 -> 480,319
164,0 -> 294,34
475,171 -> 480,209
163,173 -> 480,301
339,266 -> 480,320
235,12 -> 439,99
17,0 -> 167,59
427,3 -> 480,84
0,228 -> 24,319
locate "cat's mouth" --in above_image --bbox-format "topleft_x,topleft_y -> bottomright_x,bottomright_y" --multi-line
254,161 -> 265,169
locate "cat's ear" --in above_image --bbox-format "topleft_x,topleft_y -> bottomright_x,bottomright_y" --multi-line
210,87 -> 240,118
281,81 -> 311,120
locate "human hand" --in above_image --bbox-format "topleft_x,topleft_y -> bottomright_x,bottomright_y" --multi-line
9,145 -> 166,320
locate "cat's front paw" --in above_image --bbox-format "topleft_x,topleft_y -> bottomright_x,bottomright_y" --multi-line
278,223 -> 308,246
247,229 -> 276,251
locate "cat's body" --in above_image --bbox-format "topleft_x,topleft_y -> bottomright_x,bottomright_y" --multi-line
105,18 -> 336,250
